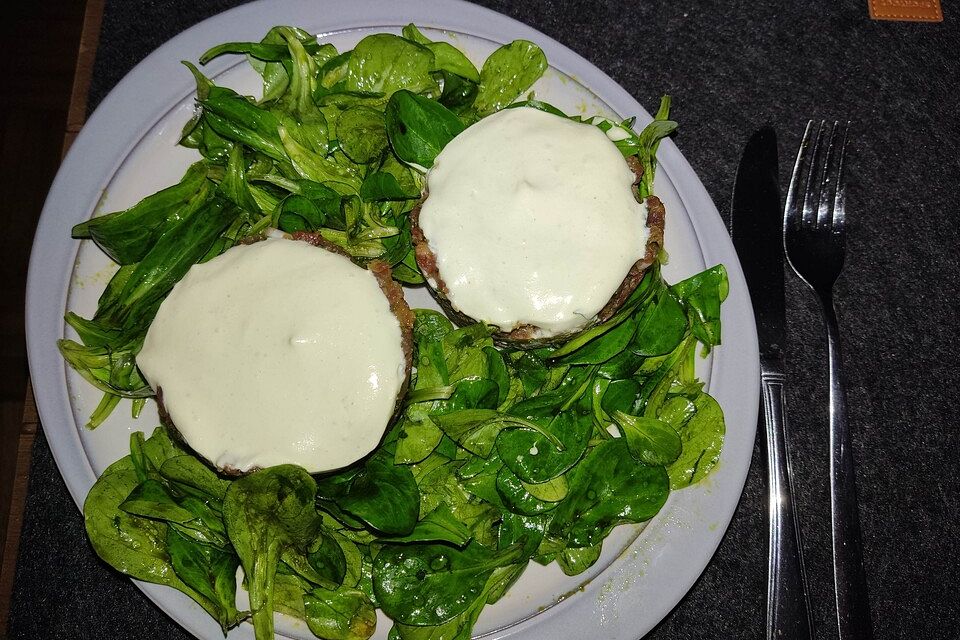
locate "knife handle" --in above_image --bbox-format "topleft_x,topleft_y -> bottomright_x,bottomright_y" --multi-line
761,369 -> 814,640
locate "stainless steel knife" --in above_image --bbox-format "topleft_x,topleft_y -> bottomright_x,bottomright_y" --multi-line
731,127 -> 814,640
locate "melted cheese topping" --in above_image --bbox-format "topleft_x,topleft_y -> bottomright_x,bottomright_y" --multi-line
419,107 -> 649,336
137,238 -> 406,473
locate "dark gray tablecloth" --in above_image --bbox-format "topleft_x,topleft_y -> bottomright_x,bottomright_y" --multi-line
9,0 -> 959,638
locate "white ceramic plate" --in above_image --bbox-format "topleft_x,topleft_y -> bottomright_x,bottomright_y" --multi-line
25,1 -> 759,638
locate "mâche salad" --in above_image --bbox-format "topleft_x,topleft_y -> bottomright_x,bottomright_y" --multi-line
62,24 -> 729,640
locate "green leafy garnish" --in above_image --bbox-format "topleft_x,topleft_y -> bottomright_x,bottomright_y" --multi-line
224,465 -> 326,638
83,429 -> 245,633
385,89 -> 465,168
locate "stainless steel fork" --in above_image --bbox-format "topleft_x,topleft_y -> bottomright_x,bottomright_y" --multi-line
783,121 -> 873,640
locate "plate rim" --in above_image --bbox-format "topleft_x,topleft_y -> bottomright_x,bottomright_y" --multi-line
25,0 -> 759,638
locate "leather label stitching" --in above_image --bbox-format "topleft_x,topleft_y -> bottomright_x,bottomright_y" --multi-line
869,0 -> 943,22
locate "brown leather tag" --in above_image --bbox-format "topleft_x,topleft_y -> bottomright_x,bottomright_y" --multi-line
869,0 -> 943,22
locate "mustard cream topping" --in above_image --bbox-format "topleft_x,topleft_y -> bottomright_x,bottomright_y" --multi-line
419,107 -> 648,336
137,238 -> 406,473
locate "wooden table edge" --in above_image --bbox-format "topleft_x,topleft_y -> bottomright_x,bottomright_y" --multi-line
0,0 -> 105,629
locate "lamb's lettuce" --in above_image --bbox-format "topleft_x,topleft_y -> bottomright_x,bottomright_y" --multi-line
384,90 -> 464,168
223,465 -> 326,638
83,429 -> 246,633
473,40 -> 547,115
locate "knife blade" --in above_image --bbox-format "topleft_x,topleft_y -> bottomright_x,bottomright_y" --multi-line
733,128 -> 785,363
731,127 -> 813,640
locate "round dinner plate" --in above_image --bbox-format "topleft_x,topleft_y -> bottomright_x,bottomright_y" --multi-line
25,1 -> 759,638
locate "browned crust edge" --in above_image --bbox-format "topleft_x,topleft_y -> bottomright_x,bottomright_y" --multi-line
155,234 -> 415,476
410,156 -> 665,347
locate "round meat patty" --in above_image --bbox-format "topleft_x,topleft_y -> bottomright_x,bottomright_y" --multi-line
138,235 -> 413,475
411,106 -> 665,347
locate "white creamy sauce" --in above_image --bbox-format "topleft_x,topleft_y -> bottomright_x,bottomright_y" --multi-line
419,107 -> 649,336
591,116 -> 633,142
137,238 -> 406,473
605,125 -> 632,142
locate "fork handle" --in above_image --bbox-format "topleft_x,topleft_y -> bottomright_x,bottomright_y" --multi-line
761,367 -> 813,640
820,292 -> 874,640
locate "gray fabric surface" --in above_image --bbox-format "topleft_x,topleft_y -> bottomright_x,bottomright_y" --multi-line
9,0 -> 959,638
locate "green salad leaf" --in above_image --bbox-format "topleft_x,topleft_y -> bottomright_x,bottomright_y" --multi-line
345,34 -> 438,97
613,410 -> 683,466
166,527 -> 242,631
667,392 -> 726,489
304,586 -> 377,640
473,40 -> 547,115
385,89 -> 465,169
71,162 -> 210,265
548,439 -> 670,547
402,24 -> 480,83
373,541 -> 524,626
223,465 -> 325,639
83,429 -> 246,633
316,451 -> 420,536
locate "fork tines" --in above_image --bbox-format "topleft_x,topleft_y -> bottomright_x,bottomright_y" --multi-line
785,120 -> 850,233
783,120 -> 851,289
